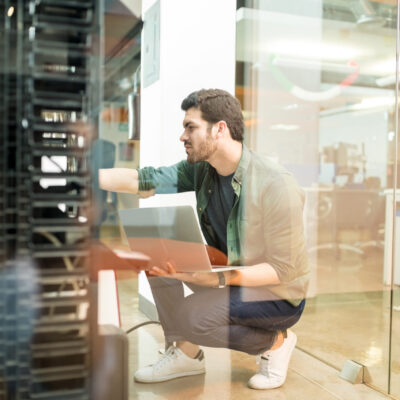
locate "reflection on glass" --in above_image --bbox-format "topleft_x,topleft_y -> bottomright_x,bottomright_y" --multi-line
236,0 -> 398,395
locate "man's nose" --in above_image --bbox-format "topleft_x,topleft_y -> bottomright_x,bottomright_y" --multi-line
179,131 -> 187,142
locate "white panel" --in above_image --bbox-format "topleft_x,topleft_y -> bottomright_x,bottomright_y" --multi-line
142,0 -> 160,88
98,270 -> 120,327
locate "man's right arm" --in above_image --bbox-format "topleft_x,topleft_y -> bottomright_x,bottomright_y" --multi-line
99,168 -> 155,198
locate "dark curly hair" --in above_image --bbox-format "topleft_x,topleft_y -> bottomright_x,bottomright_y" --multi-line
181,89 -> 244,142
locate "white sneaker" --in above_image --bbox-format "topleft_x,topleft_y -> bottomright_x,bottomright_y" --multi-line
134,345 -> 205,383
248,330 -> 297,390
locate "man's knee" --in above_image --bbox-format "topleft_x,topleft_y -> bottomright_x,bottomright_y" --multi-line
179,300 -> 223,339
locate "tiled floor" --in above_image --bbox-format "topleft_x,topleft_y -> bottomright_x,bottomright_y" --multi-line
116,271 -> 394,400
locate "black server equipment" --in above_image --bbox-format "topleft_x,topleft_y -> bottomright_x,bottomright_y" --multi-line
0,0 -> 101,399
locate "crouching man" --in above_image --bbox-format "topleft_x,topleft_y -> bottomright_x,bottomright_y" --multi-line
99,88 -> 309,389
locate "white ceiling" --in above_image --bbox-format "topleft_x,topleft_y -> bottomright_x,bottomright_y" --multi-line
236,7 -> 397,78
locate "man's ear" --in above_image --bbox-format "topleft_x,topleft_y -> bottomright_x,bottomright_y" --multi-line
217,121 -> 228,136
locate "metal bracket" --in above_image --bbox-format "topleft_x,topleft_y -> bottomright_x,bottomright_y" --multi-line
339,360 -> 368,384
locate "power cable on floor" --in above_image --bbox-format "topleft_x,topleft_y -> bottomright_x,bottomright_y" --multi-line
126,320 -> 161,334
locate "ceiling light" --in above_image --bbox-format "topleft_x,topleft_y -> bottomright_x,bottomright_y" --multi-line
267,40 -> 367,62
119,77 -> 132,90
272,56 -> 358,74
359,97 -> 394,108
348,97 -> 395,112
7,6 -> 14,17
283,104 -> 299,110
351,0 -> 385,27
270,124 -> 299,131
376,74 -> 397,87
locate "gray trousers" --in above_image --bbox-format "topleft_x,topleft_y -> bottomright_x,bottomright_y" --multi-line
147,276 -> 305,355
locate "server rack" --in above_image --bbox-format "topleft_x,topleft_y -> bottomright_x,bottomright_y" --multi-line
0,0 -> 101,398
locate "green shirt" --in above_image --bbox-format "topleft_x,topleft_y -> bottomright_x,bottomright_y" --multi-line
138,145 -> 309,305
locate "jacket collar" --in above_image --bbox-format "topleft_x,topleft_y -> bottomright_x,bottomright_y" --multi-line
233,143 -> 250,186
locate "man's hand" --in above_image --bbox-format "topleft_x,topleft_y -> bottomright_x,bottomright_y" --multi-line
138,189 -> 156,198
148,262 -> 220,287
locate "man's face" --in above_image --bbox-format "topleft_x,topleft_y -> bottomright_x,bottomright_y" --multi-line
180,107 -> 217,164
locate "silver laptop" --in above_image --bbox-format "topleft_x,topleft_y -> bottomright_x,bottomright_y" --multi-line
119,205 -> 241,273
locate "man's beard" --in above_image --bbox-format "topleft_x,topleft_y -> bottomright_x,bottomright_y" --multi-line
186,135 -> 217,164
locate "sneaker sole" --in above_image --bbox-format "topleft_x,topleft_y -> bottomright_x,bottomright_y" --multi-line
248,379 -> 285,390
134,368 -> 206,383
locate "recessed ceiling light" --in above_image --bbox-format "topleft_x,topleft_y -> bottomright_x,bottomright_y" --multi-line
267,40 -> 367,62
270,124 -> 299,131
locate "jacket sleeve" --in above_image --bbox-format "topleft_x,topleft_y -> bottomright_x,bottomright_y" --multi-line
137,160 -> 196,194
262,175 -> 307,284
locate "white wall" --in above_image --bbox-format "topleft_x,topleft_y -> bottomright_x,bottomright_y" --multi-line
138,0 -> 236,312
140,0 -> 236,208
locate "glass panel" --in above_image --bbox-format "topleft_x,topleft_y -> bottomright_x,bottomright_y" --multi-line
391,1 -> 400,396
236,0 -> 398,394
98,2 -> 142,239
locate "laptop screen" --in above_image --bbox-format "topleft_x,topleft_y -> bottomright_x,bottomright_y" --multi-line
119,206 -> 204,244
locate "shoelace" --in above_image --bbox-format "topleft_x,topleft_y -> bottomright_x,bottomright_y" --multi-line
154,346 -> 178,371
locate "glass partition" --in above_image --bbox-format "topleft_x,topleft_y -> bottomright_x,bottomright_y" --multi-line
4,0 -> 400,398
391,0 -> 400,394
236,0 -> 398,395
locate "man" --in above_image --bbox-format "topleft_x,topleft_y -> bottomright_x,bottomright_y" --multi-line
99,89 -> 309,390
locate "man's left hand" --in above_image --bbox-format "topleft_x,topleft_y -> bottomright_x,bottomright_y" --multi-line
148,262 -> 220,287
